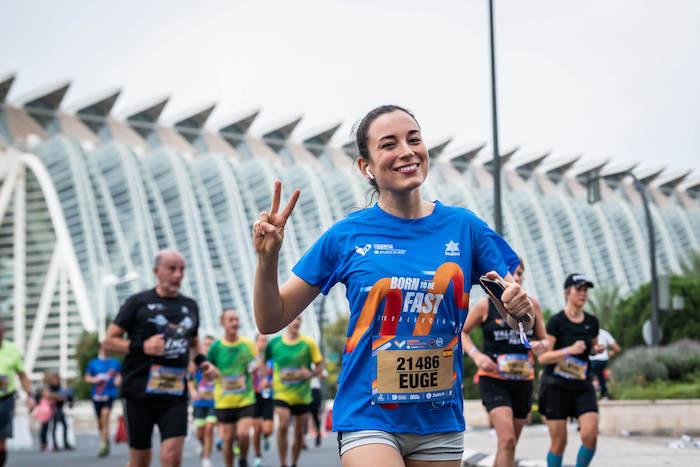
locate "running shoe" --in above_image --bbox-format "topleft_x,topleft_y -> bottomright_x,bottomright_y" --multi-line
263,436 -> 270,451
98,442 -> 109,458
253,457 -> 262,467
201,458 -> 212,467
234,444 -> 241,456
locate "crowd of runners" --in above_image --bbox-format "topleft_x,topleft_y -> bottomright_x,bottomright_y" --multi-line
0,105 -> 623,467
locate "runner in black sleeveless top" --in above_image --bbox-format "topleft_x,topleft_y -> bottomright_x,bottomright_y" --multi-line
537,274 -> 603,467
462,259 -> 548,467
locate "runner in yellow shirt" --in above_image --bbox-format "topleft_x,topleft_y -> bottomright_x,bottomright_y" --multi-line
207,310 -> 257,467
265,317 -> 324,467
0,321 -> 35,467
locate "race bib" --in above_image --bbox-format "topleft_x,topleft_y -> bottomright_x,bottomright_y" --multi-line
279,368 -> 304,384
146,365 -> 185,396
372,335 -> 455,404
497,354 -> 534,380
198,380 -> 215,400
554,356 -> 588,380
221,375 -> 247,395
0,375 -> 8,393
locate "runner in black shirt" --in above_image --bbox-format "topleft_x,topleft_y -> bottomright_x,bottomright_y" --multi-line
537,274 -> 603,467
104,249 -> 216,467
462,258 -> 548,467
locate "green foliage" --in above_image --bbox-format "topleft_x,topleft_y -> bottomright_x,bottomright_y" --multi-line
607,275 -> 700,349
609,346 -> 668,384
611,339 -> 700,385
322,314 -> 349,399
611,375 -> 700,400
73,331 -> 100,400
679,250 -> 700,276
587,284 -> 621,329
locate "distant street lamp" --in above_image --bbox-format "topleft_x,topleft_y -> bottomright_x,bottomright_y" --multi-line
488,0 -> 503,234
98,270 -> 140,340
587,172 -> 660,345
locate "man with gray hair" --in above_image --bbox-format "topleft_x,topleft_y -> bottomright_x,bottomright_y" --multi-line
105,249 -> 216,467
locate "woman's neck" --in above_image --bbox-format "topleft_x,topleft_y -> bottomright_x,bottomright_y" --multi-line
378,190 -> 432,219
564,304 -> 584,321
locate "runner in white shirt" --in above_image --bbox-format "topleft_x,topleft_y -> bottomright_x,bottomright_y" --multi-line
588,329 -> 620,399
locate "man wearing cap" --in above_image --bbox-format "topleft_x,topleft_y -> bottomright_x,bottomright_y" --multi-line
537,273 -> 604,467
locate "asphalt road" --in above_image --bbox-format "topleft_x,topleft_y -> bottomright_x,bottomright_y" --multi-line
10,432 -> 341,467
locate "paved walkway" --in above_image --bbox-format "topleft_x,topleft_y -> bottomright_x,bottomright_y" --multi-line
463,424 -> 700,466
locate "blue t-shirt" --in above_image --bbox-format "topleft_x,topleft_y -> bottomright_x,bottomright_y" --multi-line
86,357 -> 121,401
192,368 -> 216,408
292,201 -> 519,434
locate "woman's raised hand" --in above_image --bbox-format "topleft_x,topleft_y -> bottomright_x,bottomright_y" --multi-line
253,180 -> 300,258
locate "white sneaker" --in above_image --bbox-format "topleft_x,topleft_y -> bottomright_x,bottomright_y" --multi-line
202,458 -> 212,467
254,457 -> 262,467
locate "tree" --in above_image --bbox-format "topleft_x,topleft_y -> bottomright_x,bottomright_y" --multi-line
608,274 -> 700,349
73,331 -> 100,400
587,284 -> 622,329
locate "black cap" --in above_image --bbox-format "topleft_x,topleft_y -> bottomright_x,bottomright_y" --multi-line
564,273 -> 594,289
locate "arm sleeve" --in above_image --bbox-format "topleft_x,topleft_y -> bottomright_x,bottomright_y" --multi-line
291,227 -> 341,295
14,347 -> 25,373
192,302 -> 199,337
206,342 -> 217,366
592,317 -> 600,339
546,315 -> 559,338
470,216 -> 520,286
112,295 -> 139,332
308,338 -> 323,364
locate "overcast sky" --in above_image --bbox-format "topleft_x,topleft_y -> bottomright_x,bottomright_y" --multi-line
1,0 -> 699,176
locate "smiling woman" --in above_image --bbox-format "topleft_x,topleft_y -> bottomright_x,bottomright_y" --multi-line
354,105 -> 430,215
253,105 -> 537,467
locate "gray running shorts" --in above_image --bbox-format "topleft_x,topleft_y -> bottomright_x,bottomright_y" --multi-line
337,429 -> 463,461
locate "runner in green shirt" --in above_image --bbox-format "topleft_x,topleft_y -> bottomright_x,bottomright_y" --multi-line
0,321 -> 34,467
265,317 -> 323,467
207,310 -> 257,467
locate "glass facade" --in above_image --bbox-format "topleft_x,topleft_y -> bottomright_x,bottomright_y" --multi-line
1,99 -> 699,378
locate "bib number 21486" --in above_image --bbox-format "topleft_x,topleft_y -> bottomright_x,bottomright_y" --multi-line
372,335 -> 455,404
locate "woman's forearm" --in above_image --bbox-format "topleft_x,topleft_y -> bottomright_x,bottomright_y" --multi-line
254,256 -> 285,334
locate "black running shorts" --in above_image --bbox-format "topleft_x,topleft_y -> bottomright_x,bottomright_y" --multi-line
124,397 -> 188,449
478,376 -> 533,419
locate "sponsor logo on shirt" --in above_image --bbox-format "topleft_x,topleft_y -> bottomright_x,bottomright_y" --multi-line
148,314 -> 195,358
444,240 -> 460,257
372,243 -> 407,255
355,244 -> 372,256
147,303 -> 165,311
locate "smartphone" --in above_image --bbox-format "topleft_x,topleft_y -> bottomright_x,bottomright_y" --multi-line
479,276 -> 532,320
479,275 -> 533,349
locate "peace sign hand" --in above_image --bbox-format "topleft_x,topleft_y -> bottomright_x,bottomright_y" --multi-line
253,181 -> 300,258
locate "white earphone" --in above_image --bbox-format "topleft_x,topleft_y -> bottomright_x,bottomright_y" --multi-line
366,168 -> 375,180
